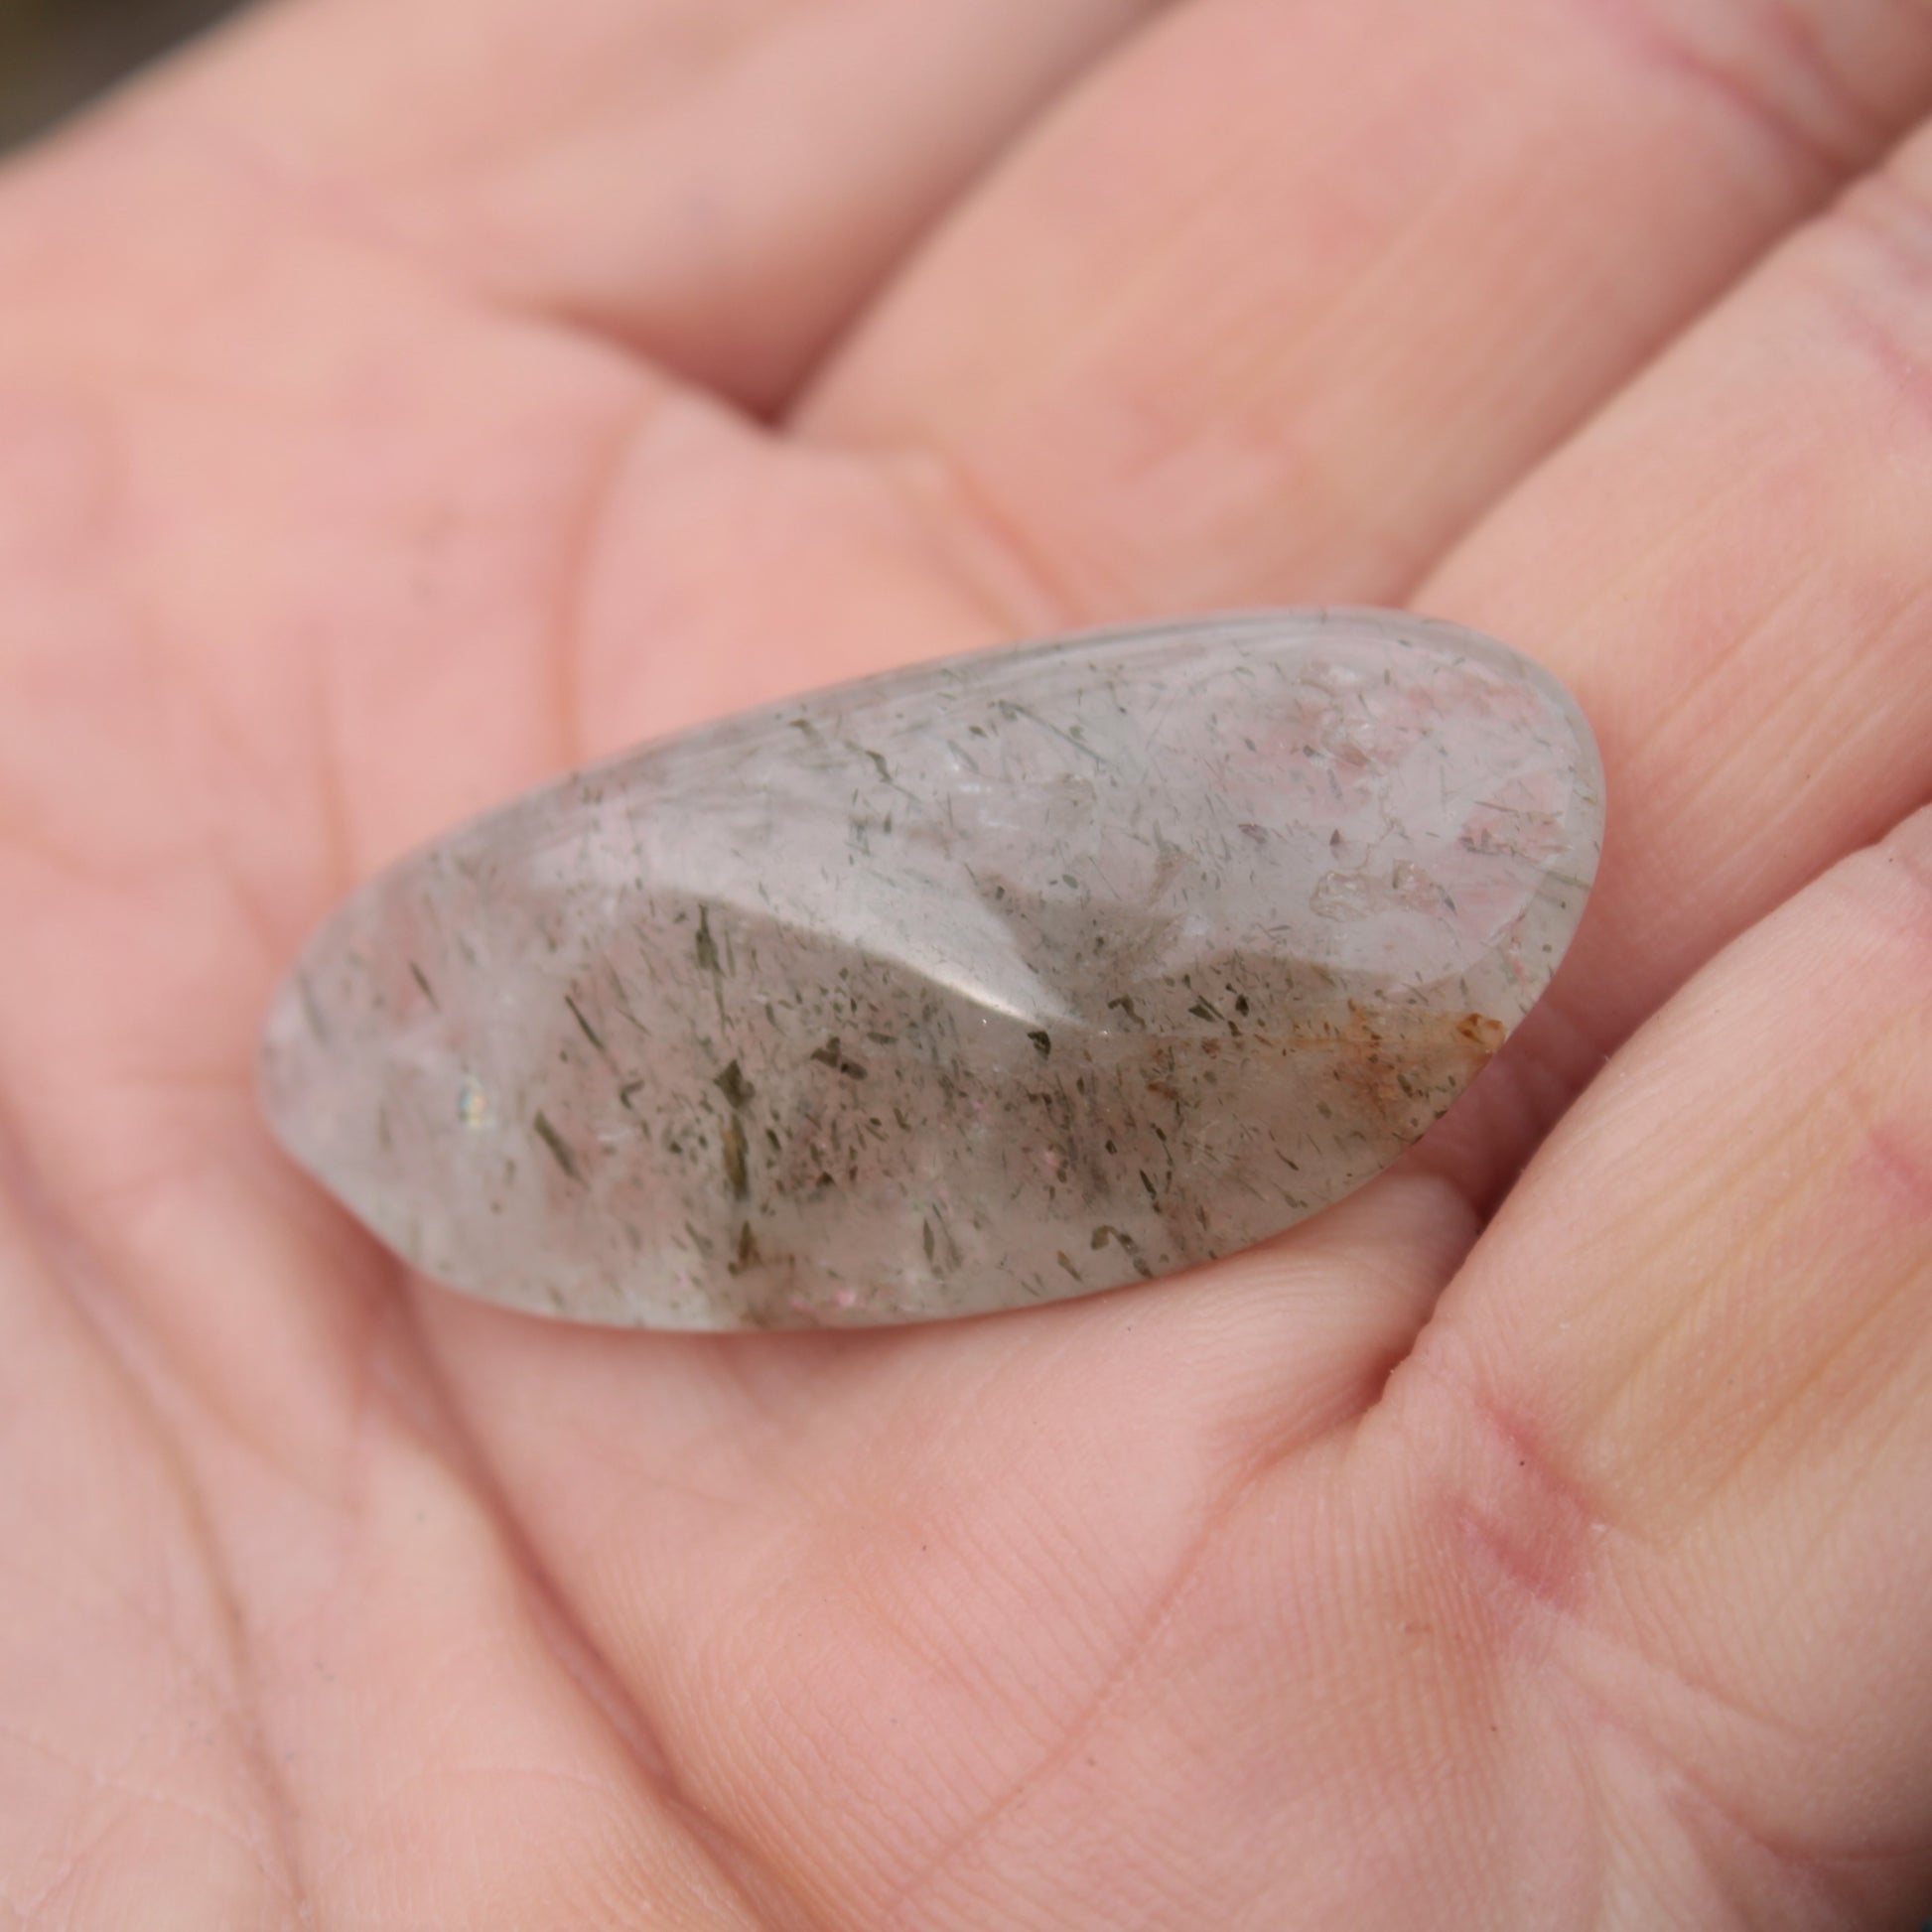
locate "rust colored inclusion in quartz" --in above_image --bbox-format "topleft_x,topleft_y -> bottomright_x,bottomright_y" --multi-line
259,611 -> 1603,1328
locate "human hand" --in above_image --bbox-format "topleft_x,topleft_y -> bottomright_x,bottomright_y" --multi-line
5,1 -> 1932,1922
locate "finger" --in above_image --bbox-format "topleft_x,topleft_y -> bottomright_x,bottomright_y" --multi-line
801,0 -> 1932,617
123,0 -> 1161,409
1371,807 -> 1932,1920
1410,113 -> 1932,1199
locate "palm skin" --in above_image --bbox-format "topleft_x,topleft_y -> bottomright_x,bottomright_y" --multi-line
8,0 -> 1932,1924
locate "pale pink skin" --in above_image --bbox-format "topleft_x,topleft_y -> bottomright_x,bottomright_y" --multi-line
7,2 -> 1932,1925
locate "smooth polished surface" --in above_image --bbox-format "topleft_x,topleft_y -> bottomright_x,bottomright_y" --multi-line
259,611 -> 1603,1327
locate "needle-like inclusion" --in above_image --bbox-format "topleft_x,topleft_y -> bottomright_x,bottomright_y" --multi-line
259,611 -> 1603,1329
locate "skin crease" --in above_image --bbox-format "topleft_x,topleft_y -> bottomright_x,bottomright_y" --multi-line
14,0 -> 1932,1922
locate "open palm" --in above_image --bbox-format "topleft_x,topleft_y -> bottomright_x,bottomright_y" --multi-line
7,1 -> 1932,1923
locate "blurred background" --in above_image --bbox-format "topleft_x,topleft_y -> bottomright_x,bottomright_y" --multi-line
1,0 -> 243,148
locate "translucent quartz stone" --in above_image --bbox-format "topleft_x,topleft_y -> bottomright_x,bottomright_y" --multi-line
259,611 -> 1602,1328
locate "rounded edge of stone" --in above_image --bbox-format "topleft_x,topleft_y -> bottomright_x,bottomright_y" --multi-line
1321,604 -> 1606,890
334,605 -> 1606,908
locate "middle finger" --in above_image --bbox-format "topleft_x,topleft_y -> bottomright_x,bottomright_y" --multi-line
802,0 -> 1932,617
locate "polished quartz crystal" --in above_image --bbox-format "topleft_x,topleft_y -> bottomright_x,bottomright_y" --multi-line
259,611 -> 1602,1328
